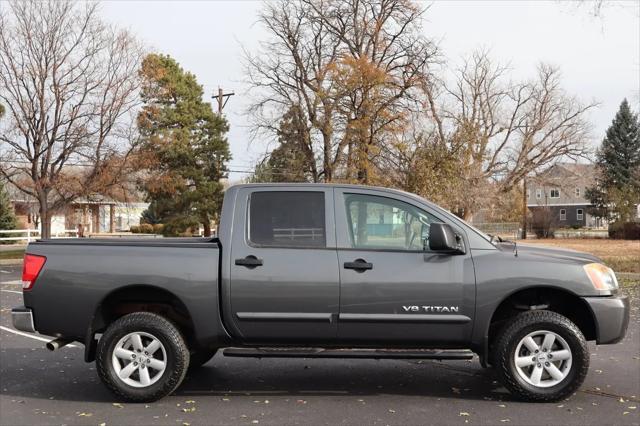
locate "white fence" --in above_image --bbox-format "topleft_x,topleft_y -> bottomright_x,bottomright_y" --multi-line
0,229 -> 78,243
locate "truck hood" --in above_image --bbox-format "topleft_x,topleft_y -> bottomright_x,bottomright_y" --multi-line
497,242 -> 602,264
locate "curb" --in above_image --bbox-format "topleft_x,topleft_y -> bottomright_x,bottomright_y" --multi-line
0,258 -> 23,266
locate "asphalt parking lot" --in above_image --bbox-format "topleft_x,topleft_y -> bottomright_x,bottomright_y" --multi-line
1,264 -> 639,426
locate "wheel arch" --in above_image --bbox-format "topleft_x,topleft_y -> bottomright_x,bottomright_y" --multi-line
482,285 -> 597,366
85,284 -> 197,362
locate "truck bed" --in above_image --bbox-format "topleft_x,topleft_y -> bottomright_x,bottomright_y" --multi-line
23,237 -> 224,354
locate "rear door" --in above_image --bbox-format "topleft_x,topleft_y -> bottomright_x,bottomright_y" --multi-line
228,187 -> 339,343
334,188 -> 476,345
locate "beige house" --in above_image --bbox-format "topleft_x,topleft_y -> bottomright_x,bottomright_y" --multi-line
5,180 -> 148,234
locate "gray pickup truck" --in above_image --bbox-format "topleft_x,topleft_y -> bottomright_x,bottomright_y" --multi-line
12,184 -> 629,402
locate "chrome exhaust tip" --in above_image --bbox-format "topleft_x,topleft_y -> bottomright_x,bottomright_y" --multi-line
46,338 -> 71,351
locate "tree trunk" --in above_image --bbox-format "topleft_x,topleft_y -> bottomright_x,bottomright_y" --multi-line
203,221 -> 211,237
39,203 -> 52,239
109,204 -> 115,233
356,201 -> 368,246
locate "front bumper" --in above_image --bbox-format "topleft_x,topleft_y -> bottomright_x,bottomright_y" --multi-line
11,306 -> 35,333
582,294 -> 630,344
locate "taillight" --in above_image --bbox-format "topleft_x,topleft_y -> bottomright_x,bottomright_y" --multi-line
22,254 -> 46,291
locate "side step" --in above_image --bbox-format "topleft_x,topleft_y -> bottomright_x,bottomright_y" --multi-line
222,347 -> 474,360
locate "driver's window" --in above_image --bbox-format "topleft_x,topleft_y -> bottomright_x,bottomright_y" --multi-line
344,194 -> 439,251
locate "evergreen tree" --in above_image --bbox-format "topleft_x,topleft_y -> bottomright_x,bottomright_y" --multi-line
138,54 -> 231,236
0,181 -> 18,230
252,105 -> 315,183
587,99 -> 640,222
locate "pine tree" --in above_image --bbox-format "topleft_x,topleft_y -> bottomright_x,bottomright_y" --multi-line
252,106 -> 315,183
0,181 -> 18,231
138,54 -> 231,236
586,99 -> 640,221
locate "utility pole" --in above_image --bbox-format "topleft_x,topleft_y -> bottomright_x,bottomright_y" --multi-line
521,177 -> 528,240
210,87 -> 234,238
213,87 -> 234,115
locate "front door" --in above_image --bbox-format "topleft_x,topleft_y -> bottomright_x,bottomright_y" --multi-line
229,188 -> 339,343
335,189 -> 476,346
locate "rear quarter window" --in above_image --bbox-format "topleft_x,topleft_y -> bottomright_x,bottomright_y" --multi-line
248,191 -> 326,248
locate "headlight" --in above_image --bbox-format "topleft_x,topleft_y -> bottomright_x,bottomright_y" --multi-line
583,263 -> 619,291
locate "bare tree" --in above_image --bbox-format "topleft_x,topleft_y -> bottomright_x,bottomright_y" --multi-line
425,50 -> 597,220
244,0 -> 438,184
0,0 -> 143,237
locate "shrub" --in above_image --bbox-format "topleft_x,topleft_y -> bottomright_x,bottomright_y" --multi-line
129,225 -> 140,233
530,208 -> 556,238
139,223 -> 154,234
609,221 -> 640,240
153,224 -> 164,234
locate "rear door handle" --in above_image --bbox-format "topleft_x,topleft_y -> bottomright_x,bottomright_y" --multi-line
235,255 -> 263,268
344,258 -> 373,271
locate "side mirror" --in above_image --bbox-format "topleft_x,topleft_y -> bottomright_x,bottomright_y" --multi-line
428,223 -> 464,254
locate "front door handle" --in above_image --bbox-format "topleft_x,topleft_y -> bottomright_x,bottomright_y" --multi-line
344,258 -> 373,271
235,255 -> 263,268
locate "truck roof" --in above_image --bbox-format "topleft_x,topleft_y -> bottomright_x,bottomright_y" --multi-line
227,182 -> 419,199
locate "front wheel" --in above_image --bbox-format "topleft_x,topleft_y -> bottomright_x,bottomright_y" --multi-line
494,310 -> 589,402
96,312 -> 190,402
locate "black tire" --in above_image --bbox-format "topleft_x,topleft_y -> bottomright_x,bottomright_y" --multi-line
494,310 -> 589,402
188,348 -> 218,370
96,312 -> 190,402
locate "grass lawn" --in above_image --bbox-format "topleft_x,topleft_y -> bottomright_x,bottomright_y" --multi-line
0,248 -> 25,260
522,238 -> 640,273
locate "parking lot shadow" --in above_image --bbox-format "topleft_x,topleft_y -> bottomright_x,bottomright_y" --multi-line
0,347 -> 509,402
176,356 -> 510,401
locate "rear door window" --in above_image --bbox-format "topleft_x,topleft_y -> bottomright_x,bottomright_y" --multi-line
249,191 -> 326,248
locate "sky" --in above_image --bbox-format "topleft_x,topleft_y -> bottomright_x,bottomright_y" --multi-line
100,0 -> 640,182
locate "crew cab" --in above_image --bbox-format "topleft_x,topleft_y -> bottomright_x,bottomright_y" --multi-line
12,184 -> 629,402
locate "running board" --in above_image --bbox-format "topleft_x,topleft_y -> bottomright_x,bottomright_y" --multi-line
222,347 -> 474,360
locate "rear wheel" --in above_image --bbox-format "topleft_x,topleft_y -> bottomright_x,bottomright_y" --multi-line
96,312 -> 190,402
494,310 -> 589,402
